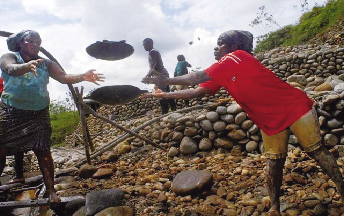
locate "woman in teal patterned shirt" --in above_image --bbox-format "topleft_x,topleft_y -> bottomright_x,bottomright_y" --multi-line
0,30 -> 104,203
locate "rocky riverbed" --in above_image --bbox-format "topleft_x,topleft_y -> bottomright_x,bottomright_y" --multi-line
2,43 -> 344,216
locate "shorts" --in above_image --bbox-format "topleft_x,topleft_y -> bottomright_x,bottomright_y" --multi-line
261,107 -> 322,159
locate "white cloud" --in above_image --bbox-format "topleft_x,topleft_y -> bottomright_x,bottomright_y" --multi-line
0,0 -> 326,102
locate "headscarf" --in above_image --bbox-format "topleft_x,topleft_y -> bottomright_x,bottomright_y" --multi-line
218,30 -> 253,54
6,30 -> 40,52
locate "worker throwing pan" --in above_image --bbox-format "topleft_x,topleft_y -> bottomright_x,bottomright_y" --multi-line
142,30 -> 344,215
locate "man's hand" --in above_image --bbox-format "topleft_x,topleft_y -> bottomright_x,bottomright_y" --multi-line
83,70 -> 105,85
139,92 -> 165,99
25,59 -> 44,76
141,73 -> 168,86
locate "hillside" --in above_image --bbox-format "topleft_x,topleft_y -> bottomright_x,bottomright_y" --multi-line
255,0 -> 344,52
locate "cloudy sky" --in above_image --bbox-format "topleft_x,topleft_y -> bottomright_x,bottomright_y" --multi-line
0,0 -> 326,102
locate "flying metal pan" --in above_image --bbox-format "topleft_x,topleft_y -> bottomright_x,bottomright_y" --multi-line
86,40 -> 134,61
84,85 -> 148,105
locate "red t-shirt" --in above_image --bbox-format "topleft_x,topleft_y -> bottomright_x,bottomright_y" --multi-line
199,50 -> 314,136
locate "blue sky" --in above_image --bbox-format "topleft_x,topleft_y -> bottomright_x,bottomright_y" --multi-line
0,0 -> 327,102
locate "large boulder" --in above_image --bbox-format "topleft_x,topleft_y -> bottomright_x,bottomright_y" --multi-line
85,189 -> 124,216
95,206 -> 134,216
172,170 -> 213,195
180,137 -> 198,155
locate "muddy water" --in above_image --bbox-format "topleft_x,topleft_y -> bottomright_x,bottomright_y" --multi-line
12,190 -> 36,216
11,190 -> 54,216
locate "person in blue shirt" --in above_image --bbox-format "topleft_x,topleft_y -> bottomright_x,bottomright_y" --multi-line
172,55 -> 192,106
0,30 -> 104,203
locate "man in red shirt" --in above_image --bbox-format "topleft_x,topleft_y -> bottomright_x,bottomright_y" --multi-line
142,30 -> 343,215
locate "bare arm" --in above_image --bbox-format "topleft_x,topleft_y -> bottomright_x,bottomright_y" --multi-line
46,59 -> 104,85
142,70 -> 211,87
0,53 -> 43,77
141,86 -> 210,100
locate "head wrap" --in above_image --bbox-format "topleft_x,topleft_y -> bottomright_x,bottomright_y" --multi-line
7,30 -> 40,52
218,30 -> 253,53
177,55 -> 185,61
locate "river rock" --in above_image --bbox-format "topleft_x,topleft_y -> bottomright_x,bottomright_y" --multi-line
184,127 -> 198,137
199,138 -> 213,151
327,118 -> 343,128
235,112 -> 247,124
220,114 -> 234,123
324,134 -> 339,147
241,120 -> 254,130
206,111 -> 219,122
100,152 -> 119,162
315,83 -> 333,91
73,206 -> 86,216
200,119 -> 213,131
227,103 -> 242,114
246,141 -> 258,152
287,75 -> 308,86
168,147 -> 179,157
86,188 -> 124,216
117,141 -> 131,155
65,197 -> 86,216
214,138 -> 233,150
228,129 -> 246,140
95,206 -> 133,216
165,113 -> 184,125
172,131 -> 184,141
172,170 -> 213,195
213,121 -> 227,132
78,164 -> 98,179
92,168 -> 114,179
180,137 -> 198,155
216,106 -> 227,115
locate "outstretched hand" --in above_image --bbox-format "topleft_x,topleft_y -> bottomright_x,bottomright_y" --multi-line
26,59 -> 44,76
139,92 -> 165,99
141,72 -> 168,87
83,69 -> 105,85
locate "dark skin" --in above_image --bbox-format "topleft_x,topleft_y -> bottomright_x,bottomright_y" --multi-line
0,32 -> 104,203
142,37 -> 344,215
143,39 -> 163,78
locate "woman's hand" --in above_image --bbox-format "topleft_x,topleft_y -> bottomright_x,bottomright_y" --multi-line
83,69 -> 105,85
24,59 -> 44,76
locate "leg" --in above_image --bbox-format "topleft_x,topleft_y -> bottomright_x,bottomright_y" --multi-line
291,108 -> 343,199
34,149 -> 60,203
307,145 -> 344,200
266,158 -> 286,215
184,99 -> 189,107
0,147 -> 7,177
261,129 -> 290,215
168,98 -> 176,111
9,152 -> 25,184
159,99 -> 169,114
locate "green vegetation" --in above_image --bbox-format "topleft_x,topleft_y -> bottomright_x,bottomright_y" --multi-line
49,99 -> 80,147
255,0 -> 344,52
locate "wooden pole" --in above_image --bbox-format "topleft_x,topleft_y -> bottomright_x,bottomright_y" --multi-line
75,104 -> 205,167
81,102 -> 164,150
75,87 -> 92,165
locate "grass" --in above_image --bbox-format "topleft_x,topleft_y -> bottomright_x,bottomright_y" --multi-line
50,111 -> 80,147
255,0 -> 344,52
